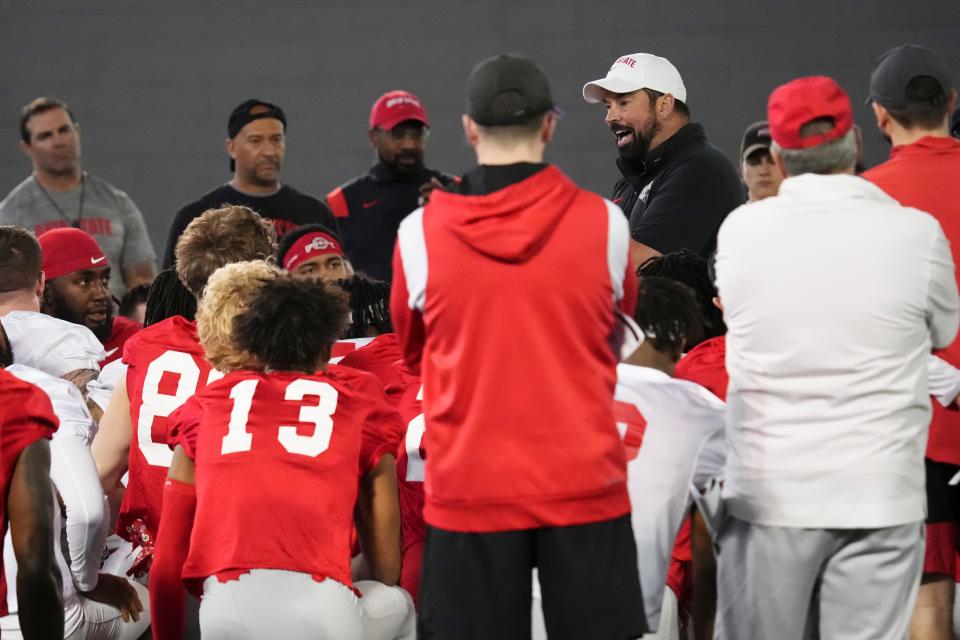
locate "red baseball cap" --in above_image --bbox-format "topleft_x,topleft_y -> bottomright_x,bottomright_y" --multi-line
283,231 -> 345,271
369,90 -> 429,131
767,76 -> 853,150
38,227 -> 109,280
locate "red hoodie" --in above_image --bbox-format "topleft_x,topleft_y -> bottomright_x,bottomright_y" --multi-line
391,165 -> 636,532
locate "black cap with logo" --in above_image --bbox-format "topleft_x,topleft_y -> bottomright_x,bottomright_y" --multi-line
466,54 -> 554,126
867,44 -> 952,110
740,121 -> 772,161
227,99 -> 287,171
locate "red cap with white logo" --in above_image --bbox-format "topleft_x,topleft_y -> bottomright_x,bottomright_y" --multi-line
767,76 -> 853,150
283,231 -> 345,271
369,90 -> 429,131
37,227 -> 109,280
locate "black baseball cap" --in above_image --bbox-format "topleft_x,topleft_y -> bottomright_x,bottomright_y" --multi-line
466,54 -> 554,126
227,99 -> 286,171
867,44 -> 952,109
740,121 -> 772,161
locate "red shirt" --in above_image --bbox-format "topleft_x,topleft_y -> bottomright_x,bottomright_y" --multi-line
118,316 -> 220,548
674,336 -> 728,401
391,166 -> 636,532
0,370 -> 59,615
864,136 -> 960,464
101,316 -> 141,366
387,363 -> 425,602
169,366 -> 400,591
338,333 -> 402,387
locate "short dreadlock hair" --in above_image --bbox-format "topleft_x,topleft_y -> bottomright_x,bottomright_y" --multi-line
637,249 -> 724,344
335,274 -> 392,339
143,268 -> 198,327
633,276 -> 704,361
233,272 -> 351,373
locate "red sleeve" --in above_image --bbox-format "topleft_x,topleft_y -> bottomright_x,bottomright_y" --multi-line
326,187 -> 350,219
167,396 -> 202,461
389,242 -> 426,375
383,362 -> 414,409
618,257 -> 638,316
149,478 -> 197,640
356,373 -> 403,476
1,375 -> 58,476
339,334 -> 402,387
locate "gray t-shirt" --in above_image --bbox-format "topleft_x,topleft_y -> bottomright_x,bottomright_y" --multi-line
0,173 -> 156,296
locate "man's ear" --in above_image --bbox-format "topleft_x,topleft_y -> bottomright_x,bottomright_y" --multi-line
771,148 -> 789,178
36,272 -> 45,300
368,128 -> 379,148
658,94 -> 676,120
225,137 -> 236,160
19,140 -> 32,160
462,114 -> 480,147
712,296 -> 724,312
871,102 -> 890,134
541,111 -> 557,144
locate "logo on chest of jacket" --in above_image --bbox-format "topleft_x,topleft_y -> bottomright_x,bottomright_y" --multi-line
638,181 -> 655,204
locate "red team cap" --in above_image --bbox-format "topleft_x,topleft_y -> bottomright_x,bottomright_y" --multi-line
767,76 -> 853,150
283,231 -> 345,271
369,90 -> 429,131
37,227 -> 109,280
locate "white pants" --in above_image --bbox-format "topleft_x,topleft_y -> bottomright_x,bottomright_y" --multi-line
64,580 -> 151,640
716,517 -> 924,640
200,570 -> 415,640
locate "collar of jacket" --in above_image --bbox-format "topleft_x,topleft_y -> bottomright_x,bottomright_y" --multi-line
616,122 -> 707,188
369,161 -> 431,184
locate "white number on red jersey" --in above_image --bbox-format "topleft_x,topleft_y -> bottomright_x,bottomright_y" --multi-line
137,350 -> 222,466
405,385 -> 426,482
220,378 -> 338,458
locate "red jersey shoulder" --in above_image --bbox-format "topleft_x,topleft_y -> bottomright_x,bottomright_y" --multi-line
104,316 -> 141,365
0,369 -> 58,451
338,333 -> 402,387
122,316 -> 201,364
675,336 -> 728,401
167,394 -> 204,462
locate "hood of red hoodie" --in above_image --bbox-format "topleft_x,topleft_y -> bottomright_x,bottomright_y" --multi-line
427,165 -> 580,263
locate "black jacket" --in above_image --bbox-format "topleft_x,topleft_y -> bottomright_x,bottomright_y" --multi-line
326,162 -> 456,282
611,122 -> 743,258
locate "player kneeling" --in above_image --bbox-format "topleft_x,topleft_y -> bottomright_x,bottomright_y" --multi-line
150,262 -> 413,640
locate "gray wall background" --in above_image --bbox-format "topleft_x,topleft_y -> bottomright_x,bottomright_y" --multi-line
1,0 -> 957,255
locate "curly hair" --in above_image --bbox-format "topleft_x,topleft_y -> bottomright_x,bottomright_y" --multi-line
233,273 -> 351,373
175,205 -> 276,298
335,274 -> 392,338
637,249 -> 725,344
143,268 -> 197,327
196,260 -> 278,373
634,276 -> 704,361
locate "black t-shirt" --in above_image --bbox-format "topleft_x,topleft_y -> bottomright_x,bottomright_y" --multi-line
611,122 -> 742,258
162,184 -> 338,268
326,162 -> 456,282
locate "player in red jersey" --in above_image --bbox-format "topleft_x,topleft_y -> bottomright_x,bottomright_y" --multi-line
91,205 -> 275,580
150,265 -> 412,639
387,363 -> 425,605
334,274 -> 401,386
0,368 -> 63,638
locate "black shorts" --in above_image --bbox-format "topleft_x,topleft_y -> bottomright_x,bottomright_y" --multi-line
925,458 -> 960,523
417,514 -> 647,640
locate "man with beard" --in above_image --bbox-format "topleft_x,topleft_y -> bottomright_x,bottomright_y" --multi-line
162,99 -> 338,268
37,228 -> 140,366
326,91 -> 456,281
583,53 -> 741,267
0,97 -> 156,298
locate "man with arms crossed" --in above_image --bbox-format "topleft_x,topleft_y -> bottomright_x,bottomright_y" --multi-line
714,76 -> 959,640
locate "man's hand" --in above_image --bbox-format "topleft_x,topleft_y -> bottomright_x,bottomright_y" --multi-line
82,574 -> 143,622
418,177 -> 447,206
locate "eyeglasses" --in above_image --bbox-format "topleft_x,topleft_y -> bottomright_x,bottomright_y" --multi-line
383,126 -> 429,142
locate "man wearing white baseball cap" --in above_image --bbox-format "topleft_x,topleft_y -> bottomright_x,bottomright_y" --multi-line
584,53 -> 741,268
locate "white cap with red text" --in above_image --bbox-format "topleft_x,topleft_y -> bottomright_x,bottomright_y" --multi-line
583,53 -> 687,104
